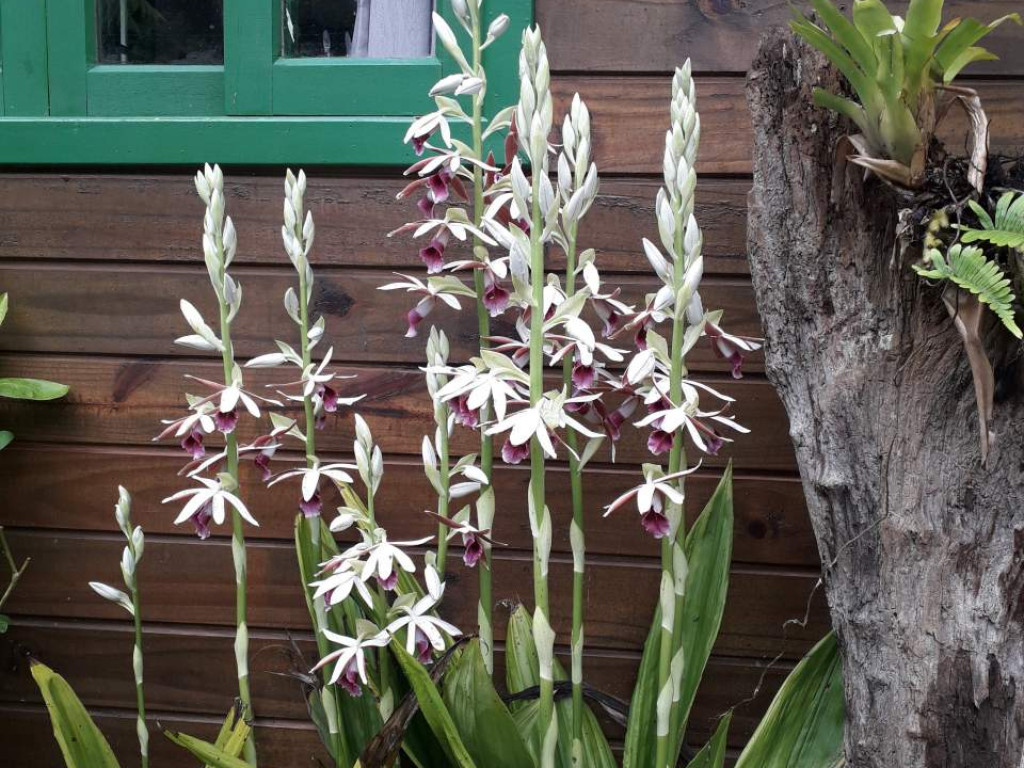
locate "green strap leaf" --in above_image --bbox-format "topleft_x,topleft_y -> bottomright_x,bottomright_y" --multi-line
30,660 -> 121,768
625,466 -> 735,768
0,431 -> 13,451
686,711 -> 732,768
391,641 -> 477,768
164,731 -> 253,768
441,639 -> 534,768
0,293 -> 7,327
505,605 -> 616,768
0,377 -> 69,401
734,633 -> 845,768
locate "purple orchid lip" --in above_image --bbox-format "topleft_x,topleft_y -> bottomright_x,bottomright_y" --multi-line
641,509 -> 671,539
180,427 -> 206,460
214,408 -> 239,435
254,452 -> 273,482
462,533 -> 485,568
501,438 -> 530,465
647,429 -> 674,456
419,238 -> 446,274
414,628 -> 433,663
191,501 -> 214,540
339,659 -> 362,697
572,362 -> 595,390
377,572 -> 399,591
452,395 -> 480,428
299,490 -> 322,518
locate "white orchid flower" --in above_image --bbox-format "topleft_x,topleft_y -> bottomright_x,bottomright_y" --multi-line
163,476 -> 258,533
313,625 -> 391,696
385,566 -> 461,662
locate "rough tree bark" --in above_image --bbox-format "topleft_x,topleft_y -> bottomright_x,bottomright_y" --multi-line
746,30 -> 1024,768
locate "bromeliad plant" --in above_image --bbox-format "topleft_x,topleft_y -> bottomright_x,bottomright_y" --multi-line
791,0 -> 1021,189
792,0 -> 1024,462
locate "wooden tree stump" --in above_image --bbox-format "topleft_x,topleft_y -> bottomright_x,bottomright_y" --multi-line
745,29 -> 1024,768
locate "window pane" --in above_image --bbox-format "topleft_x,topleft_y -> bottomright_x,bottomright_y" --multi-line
97,0 -> 224,65
283,0 -> 432,59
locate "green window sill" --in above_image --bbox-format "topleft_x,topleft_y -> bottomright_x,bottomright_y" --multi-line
0,116 -> 421,166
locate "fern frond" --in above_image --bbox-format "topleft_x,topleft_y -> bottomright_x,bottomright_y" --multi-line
914,244 -> 1023,338
959,192 -> 1024,251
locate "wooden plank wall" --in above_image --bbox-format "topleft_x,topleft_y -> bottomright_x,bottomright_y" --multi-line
1,1 -> 1022,764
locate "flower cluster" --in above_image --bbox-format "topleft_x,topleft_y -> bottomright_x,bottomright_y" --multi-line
309,418 -> 461,696
157,165 -> 271,539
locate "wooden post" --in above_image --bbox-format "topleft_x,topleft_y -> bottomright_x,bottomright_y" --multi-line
746,29 -> 1024,768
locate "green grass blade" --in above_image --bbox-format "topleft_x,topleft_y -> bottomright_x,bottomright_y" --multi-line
735,633 -> 845,768
30,661 -> 122,768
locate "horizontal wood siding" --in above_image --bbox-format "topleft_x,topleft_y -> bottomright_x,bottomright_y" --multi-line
3,1 -> 1021,764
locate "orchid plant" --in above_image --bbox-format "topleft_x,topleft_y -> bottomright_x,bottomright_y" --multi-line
88,488 -> 148,768
156,164 -> 269,764
22,7 -> 850,768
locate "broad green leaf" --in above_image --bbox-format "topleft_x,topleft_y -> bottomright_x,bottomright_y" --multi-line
735,633 -> 845,768
0,614 -> 9,633
0,431 -> 13,451
391,641 -> 477,768
505,605 -> 615,768
164,731 -> 252,768
672,465 -> 735,750
442,639 -> 534,768
30,661 -> 121,768
686,712 -> 731,768
0,377 -> 69,401
625,466 -> 734,768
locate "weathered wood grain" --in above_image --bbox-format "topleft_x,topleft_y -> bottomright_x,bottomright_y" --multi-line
0,355 -> 798,471
0,443 -> 816,567
3,529 -> 830,659
0,174 -> 752,274
0,262 -> 763,373
539,0 -> 1024,76
551,78 -> 1024,175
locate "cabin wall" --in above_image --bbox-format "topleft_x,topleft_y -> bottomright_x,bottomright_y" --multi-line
1,1 -> 1022,763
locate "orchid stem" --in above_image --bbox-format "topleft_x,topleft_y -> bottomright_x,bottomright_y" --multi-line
528,151 -> 556,768
561,225 -> 586,761
469,2 -> 495,675
297,265 -> 347,768
217,277 -> 257,766
655,205 -> 689,768
435,397 -> 452,580
128,546 -> 148,768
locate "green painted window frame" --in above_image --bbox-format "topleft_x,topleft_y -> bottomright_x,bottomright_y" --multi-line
0,0 -> 532,164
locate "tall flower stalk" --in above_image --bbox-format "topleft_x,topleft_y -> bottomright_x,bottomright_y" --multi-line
395,0 -> 515,673
518,25 -> 558,763
159,164 -> 267,764
556,92 -> 599,759
605,63 -> 756,767
245,168 -> 366,767
89,487 -> 147,768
